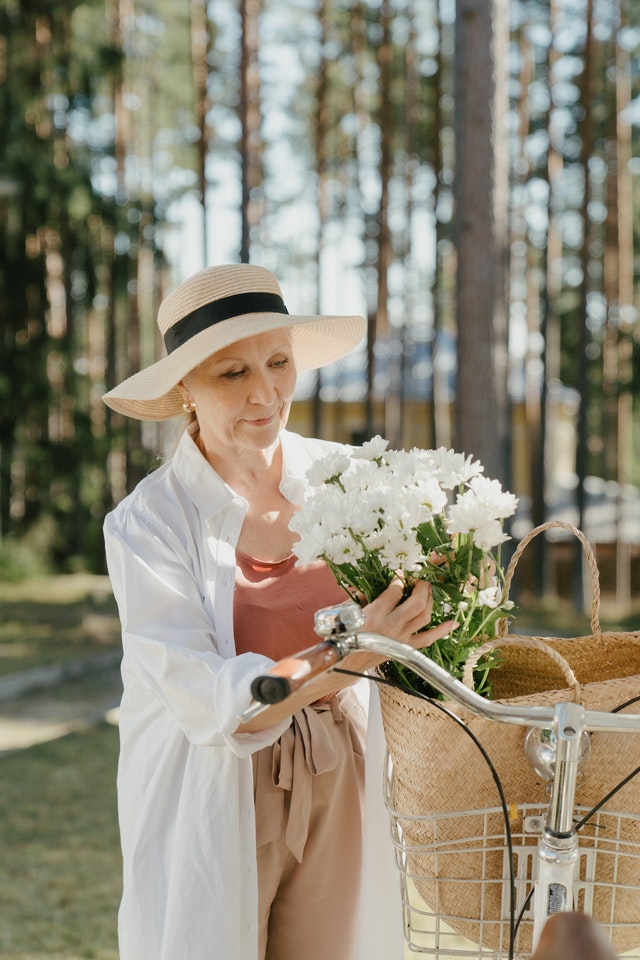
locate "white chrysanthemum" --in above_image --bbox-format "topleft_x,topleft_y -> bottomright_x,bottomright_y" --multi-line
378,530 -> 424,573
343,491 -> 386,538
447,493 -> 511,550
467,475 -> 518,519
305,450 -> 353,487
291,484 -> 349,552
420,447 -> 484,489
447,476 -> 517,535
291,521 -> 327,564
339,457 -> 385,494
360,527 -> 388,552
350,503 -> 390,539
291,483 -> 338,532
351,435 -> 389,461
477,586 -> 500,608
472,520 -> 510,552
384,448 -> 423,477
409,476 -> 448,520
323,531 -> 366,565
374,450 -> 449,521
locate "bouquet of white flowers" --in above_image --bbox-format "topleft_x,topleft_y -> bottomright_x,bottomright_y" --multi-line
289,436 -> 519,699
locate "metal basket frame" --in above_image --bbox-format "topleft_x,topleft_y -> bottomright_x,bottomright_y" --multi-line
384,755 -> 640,959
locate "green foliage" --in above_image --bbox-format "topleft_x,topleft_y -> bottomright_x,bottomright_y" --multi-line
0,516 -> 58,582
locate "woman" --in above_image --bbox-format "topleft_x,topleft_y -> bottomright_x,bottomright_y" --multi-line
103,263 -> 453,960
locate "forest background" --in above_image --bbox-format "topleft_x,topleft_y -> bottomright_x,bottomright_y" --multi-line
1,0 -> 639,607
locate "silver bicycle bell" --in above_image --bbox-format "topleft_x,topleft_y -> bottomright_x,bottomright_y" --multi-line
524,725 -> 591,781
314,601 -> 366,638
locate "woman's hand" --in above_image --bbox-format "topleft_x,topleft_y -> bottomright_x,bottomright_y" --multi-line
362,578 -> 456,649
530,913 -> 616,960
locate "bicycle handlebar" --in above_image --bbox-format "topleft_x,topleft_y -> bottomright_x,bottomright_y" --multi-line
352,633 -> 640,733
250,640 -> 343,704
242,601 -> 640,735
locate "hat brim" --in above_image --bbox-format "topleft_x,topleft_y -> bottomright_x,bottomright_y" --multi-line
102,312 -> 366,420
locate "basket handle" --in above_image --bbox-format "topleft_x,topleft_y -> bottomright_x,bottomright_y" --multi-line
497,520 -> 601,639
462,635 -> 581,700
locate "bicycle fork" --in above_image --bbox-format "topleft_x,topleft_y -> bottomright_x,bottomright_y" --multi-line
531,701 -> 586,949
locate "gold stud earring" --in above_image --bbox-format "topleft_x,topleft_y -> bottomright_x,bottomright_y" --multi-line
182,401 -> 196,414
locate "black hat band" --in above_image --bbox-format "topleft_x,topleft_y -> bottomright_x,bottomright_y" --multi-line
164,291 -> 289,354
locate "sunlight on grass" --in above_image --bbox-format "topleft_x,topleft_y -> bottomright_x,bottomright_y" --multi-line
0,637 -> 35,660
0,574 -> 114,605
0,576 -> 120,678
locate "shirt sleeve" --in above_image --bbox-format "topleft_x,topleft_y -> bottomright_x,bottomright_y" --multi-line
104,505 -> 290,757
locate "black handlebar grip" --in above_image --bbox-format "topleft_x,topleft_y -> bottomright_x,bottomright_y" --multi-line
251,674 -> 292,704
249,642 -> 342,706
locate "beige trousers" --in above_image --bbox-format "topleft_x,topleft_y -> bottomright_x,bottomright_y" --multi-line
252,689 -> 366,960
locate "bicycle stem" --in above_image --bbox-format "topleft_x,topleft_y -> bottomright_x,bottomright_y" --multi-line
548,701 -> 584,836
525,701 -> 583,948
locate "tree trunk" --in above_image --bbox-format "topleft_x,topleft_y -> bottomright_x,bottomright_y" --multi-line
575,0 -> 595,555
311,0 -> 330,439
614,21 -> 634,611
453,0 -> 510,485
239,0 -> 262,264
377,2 -> 397,446
398,5 -> 418,448
538,0 -> 563,595
191,0 -> 210,266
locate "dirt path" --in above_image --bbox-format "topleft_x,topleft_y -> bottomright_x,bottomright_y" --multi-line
0,657 -> 122,755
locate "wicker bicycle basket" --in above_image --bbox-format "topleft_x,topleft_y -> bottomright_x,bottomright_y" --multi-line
378,521 -> 640,956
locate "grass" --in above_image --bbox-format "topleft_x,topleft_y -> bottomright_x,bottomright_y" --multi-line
0,575 -> 122,958
505,591 -> 640,639
0,575 -> 120,677
0,724 -> 121,960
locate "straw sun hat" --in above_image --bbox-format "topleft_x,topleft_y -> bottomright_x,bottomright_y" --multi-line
102,263 -> 366,421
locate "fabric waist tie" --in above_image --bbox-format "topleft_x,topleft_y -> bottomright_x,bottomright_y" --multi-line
252,695 -> 344,862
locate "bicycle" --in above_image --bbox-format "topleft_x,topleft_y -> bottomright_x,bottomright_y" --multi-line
240,600 -> 640,960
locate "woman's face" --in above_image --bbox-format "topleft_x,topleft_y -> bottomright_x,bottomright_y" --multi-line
179,329 -> 297,459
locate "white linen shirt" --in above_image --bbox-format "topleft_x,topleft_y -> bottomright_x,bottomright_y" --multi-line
104,426 -> 402,960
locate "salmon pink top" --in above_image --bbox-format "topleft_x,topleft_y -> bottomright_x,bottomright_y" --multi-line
233,552 -> 347,660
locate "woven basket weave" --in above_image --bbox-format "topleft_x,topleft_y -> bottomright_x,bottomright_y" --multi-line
379,521 -> 640,956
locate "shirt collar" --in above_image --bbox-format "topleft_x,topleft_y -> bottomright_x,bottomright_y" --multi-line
172,423 -> 240,520
171,423 -> 309,521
